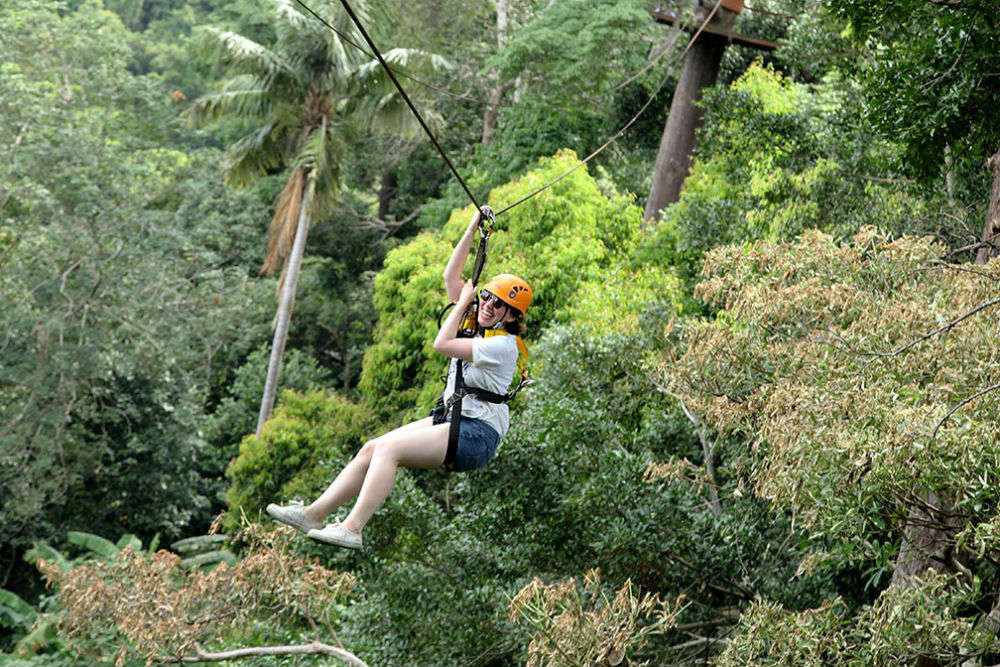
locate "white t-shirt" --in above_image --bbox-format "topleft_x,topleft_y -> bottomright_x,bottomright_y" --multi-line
442,334 -> 519,438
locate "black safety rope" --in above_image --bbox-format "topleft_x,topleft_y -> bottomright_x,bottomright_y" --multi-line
296,0 -> 724,219
316,0 -> 484,211
289,0 -> 494,106
494,0 -> 724,215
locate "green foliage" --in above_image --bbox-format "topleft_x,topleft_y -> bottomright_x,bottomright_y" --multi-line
359,149 -> 643,423
12,0 -> 1000,664
225,390 -> 370,524
825,0 -> 1000,188
714,598 -> 849,666
285,222 -> 384,392
560,265 -> 684,337
717,573 -> 998,665
65,533 -> 119,562
667,229 -> 1000,664
491,0 -> 652,106
0,0 -> 268,592
189,0 -> 448,213
638,62 -> 922,278
205,345 -> 334,462
470,101 -> 610,200
356,232 -> 452,423
0,589 -> 39,653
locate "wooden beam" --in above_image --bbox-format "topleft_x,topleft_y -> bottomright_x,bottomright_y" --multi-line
650,5 -> 780,51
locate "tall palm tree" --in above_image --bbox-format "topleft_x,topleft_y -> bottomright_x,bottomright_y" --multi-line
190,0 -> 447,435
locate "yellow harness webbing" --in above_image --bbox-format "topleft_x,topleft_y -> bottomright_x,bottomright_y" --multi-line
483,329 -> 529,378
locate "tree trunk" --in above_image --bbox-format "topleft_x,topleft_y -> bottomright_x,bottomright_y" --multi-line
642,31 -> 728,227
481,84 -> 508,146
890,492 -> 960,588
377,168 -> 398,221
256,180 -> 314,436
481,0 -> 511,146
974,149 -> 1000,265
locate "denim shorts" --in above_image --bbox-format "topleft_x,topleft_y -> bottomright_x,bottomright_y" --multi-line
445,416 -> 500,472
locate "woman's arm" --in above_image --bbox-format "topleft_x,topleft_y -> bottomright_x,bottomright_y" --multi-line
443,209 -> 482,303
433,279 -> 477,361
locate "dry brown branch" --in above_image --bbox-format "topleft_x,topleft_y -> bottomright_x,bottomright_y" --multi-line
40,523 -> 357,666
509,570 -> 682,667
351,207 -> 422,239
158,640 -> 368,666
0,234 -> 20,270
669,634 -> 728,651
1,120 -> 30,155
262,167 -> 306,277
863,297 -> 1000,360
930,381 -> 1000,442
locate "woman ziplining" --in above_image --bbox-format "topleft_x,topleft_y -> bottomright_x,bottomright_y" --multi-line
261,0 -> 719,549
266,207 -> 532,549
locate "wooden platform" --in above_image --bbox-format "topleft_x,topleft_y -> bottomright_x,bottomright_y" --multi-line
650,4 -> 781,51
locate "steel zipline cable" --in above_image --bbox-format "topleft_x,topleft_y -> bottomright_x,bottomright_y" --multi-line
289,0 -> 492,106
493,0 -> 723,216
295,0 -> 484,211
296,0 -> 724,218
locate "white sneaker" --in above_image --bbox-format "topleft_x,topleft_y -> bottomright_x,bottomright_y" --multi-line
307,521 -> 363,549
265,502 -> 323,533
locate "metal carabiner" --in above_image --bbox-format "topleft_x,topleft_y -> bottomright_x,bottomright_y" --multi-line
478,205 -> 496,239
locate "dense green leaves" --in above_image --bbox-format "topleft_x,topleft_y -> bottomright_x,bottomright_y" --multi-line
0,0 -> 265,569
9,0 -> 1000,665
639,62 -> 922,278
826,0 -> 1000,184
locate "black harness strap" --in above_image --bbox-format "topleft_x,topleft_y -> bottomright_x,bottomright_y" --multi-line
440,348 -> 530,471
431,207 -> 513,471
444,358 -> 465,470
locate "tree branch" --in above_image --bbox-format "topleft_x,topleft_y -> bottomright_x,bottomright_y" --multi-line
865,297 -> 1000,360
1,121 -> 30,156
930,381 -> 1000,441
158,641 -> 368,666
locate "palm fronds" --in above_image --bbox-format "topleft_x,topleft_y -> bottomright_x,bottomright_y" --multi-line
295,119 -> 345,213
226,120 -> 285,187
270,0 -> 313,35
201,28 -> 290,82
185,77 -> 272,126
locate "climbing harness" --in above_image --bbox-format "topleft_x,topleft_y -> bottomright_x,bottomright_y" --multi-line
434,328 -> 532,470
288,0 -> 728,467
428,207 -> 533,470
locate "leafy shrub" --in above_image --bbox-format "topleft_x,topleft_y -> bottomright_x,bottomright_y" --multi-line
716,573 -> 997,666
666,229 -> 1000,664
638,61 -> 923,279
205,345 -> 333,460
558,264 -> 684,337
358,149 -> 643,423
225,390 -> 370,524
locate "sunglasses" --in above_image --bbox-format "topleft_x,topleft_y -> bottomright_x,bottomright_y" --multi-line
479,290 -> 507,310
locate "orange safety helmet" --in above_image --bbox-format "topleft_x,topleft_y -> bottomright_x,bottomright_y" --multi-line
481,273 -> 532,315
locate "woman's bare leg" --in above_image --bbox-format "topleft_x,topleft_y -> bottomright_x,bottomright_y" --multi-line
304,417 -> 435,522
341,422 -> 450,533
